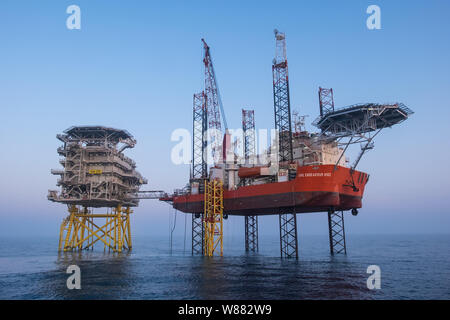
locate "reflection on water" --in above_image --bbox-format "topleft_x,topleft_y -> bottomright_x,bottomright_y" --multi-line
188,255 -> 370,300
52,251 -> 133,299
0,235 -> 449,299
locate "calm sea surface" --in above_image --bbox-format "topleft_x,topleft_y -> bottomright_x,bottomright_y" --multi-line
0,234 -> 449,299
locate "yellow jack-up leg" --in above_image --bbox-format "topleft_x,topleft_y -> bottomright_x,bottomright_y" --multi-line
203,179 -> 224,256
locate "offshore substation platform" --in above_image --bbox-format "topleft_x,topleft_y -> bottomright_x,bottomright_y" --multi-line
48,126 -> 164,252
159,30 -> 414,258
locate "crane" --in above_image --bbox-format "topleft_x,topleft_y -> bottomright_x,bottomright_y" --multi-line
202,39 -> 228,131
202,39 -> 230,164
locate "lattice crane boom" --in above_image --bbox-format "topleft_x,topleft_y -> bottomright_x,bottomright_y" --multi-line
202,39 -> 228,132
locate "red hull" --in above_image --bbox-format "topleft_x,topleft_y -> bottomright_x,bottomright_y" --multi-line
169,165 -> 369,216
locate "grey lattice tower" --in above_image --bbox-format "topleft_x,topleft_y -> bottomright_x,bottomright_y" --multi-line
191,92 -> 207,255
328,211 -> 347,254
279,213 -> 298,258
242,109 -> 256,164
272,30 -> 298,259
319,87 -> 335,117
245,215 -> 258,252
242,109 -> 259,252
192,213 -> 204,255
272,30 -> 293,165
192,92 -> 208,181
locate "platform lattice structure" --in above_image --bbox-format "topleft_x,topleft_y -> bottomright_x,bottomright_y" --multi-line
242,109 -> 256,165
272,30 -> 294,166
192,213 -> 204,255
327,211 -> 347,255
49,126 -> 147,252
204,180 -> 223,256
59,205 -> 132,252
192,92 -> 208,180
242,109 -> 259,252
245,216 -> 258,252
279,213 -> 298,258
191,92 -> 207,255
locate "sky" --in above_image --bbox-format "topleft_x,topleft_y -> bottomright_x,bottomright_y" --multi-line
0,0 -> 449,242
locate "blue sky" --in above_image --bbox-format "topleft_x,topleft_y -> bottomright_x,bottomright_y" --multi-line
0,0 -> 449,240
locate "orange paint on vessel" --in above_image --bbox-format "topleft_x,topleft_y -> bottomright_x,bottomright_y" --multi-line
168,165 -> 368,216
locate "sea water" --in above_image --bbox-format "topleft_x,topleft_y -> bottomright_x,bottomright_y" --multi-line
0,234 -> 449,299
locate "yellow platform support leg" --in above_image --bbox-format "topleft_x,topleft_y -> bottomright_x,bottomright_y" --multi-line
60,205 -> 77,251
125,207 -> 132,250
204,179 -> 224,257
116,205 -> 122,253
58,217 -> 68,251
57,204 -> 133,253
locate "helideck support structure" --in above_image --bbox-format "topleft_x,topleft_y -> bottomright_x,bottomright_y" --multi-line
313,101 -> 414,173
319,87 -> 335,117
